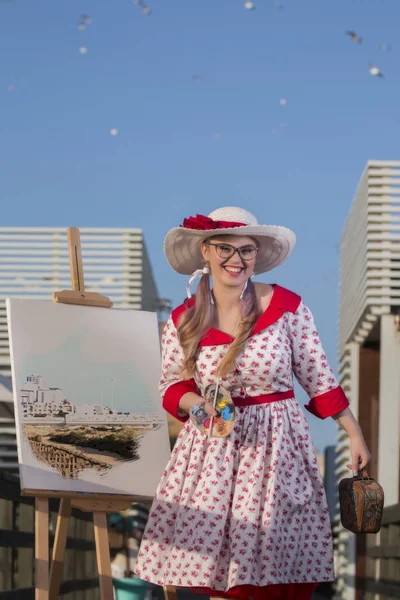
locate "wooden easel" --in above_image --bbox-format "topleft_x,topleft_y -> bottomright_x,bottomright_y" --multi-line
21,227 -> 178,600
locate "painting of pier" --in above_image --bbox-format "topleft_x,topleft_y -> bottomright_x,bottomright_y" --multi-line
6,298 -> 170,497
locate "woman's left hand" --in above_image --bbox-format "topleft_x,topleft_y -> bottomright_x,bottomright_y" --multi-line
347,434 -> 371,475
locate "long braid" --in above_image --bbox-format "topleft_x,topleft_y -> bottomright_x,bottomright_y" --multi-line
177,273 -> 214,380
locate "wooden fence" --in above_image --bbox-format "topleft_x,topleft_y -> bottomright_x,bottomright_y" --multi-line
361,502 -> 400,599
0,471 -> 98,599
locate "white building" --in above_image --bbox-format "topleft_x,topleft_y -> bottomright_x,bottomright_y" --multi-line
72,403 -> 107,418
25,375 -> 45,387
21,376 -> 65,405
66,403 -> 164,425
0,227 -> 160,376
21,382 -> 72,417
335,160 -> 400,600
19,375 -> 164,425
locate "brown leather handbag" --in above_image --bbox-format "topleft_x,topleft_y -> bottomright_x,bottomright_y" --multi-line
339,469 -> 384,534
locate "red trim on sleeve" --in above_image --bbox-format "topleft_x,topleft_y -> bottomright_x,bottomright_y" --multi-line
304,385 -> 349,419
162,379 -> 197,422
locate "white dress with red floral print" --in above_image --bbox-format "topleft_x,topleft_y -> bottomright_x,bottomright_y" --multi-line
134,285 -> 348,595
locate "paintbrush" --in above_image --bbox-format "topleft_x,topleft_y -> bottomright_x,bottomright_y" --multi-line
208,377 -> 220,439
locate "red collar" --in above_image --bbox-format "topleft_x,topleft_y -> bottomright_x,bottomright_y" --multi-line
171,285 -> 301,346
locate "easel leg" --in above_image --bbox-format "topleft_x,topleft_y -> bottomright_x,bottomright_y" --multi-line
49,498 -> 72,600
35,497 -> 49,600
93,512 -> 114,600
163,586 -> 178,599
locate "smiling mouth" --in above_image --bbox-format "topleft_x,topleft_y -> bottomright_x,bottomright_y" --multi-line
223,266 -> 244,275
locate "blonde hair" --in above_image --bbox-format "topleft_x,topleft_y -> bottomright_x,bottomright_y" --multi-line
177,272 -> 258,380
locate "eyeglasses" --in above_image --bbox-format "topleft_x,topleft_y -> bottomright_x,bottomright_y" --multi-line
206,242 -> 258,261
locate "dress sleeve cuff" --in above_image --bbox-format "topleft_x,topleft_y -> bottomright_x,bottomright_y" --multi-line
162,379 -> 198,423
304,386 -> 350,419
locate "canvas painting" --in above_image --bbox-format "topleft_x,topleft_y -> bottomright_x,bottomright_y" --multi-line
6,298 -> 170,497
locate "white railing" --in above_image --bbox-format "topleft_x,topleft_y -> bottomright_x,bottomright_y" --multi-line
339,161 -> 400,357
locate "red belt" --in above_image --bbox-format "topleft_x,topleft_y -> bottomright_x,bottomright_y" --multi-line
231,389 -> 295,407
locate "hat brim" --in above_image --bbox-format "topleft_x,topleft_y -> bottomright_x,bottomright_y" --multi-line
164,225 -> 296,275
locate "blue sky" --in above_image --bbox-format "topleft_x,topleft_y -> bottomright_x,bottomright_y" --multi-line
1,0 -> 399,452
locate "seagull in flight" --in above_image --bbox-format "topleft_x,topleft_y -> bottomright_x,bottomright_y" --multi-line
346,31 -> 362,44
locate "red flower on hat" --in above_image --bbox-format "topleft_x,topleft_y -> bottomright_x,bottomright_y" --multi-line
181,214 -> 246,230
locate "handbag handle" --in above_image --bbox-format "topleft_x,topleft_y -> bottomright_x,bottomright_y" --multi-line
354,467 -> 369,479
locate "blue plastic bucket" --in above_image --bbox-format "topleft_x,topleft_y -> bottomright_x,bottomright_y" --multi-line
112,577 -> 155,600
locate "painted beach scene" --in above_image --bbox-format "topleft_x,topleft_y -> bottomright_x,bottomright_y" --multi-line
6,298 -> 170,497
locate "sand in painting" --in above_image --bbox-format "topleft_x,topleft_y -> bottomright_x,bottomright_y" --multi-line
23,422 -> 161,479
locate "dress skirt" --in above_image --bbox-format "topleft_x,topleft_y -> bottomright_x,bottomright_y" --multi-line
134,398 -> 335,596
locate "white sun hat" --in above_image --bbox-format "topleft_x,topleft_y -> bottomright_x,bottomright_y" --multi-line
164,206 -> 296,276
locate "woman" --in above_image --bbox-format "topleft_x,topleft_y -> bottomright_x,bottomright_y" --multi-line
135,207 -> 370,600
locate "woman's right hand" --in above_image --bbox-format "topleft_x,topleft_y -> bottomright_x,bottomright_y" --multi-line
179,392 -> 217,417
203,399 -> 217,417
